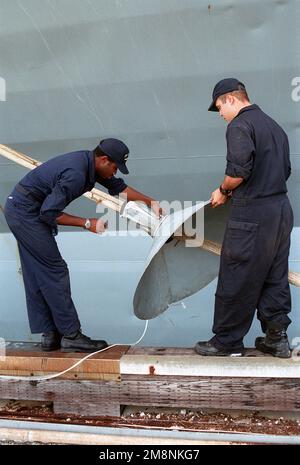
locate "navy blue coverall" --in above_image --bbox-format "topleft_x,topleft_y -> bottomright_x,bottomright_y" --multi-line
212,105 -> 294,351
4,150 -> 127,335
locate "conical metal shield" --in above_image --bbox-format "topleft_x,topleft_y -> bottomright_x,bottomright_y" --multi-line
133,202 -> 229,320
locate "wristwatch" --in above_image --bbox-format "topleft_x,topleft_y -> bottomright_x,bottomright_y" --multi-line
84,218 -> 91,230
219,185 -> 232,196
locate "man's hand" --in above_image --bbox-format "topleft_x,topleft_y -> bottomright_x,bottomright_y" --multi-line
122,187 -> 165,218
88,218 -> 108,234
210,188 -> 228,208
151,200 -> 166,218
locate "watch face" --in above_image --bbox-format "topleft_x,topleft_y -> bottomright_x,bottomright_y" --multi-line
85,219 -> 91,229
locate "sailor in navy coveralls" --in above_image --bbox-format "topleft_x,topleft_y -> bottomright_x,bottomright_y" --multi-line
4,138 -> 162,352
195,79 -> 294,358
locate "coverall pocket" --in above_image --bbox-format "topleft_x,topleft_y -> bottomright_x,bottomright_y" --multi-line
11,198 -> 39,215
224,220 -> 259,263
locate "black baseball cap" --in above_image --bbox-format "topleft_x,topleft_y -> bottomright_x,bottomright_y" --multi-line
98,138 -> 129,174
208,78 -> 246,112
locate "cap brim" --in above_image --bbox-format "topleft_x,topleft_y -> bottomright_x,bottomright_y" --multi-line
117,163 -> 129,175
208,100 -> 218,112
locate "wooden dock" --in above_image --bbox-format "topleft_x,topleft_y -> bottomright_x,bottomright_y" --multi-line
0,343 -> 300,417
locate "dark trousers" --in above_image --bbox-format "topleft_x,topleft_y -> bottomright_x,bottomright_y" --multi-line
4,192 -> 80,335
212,194 -> 293,350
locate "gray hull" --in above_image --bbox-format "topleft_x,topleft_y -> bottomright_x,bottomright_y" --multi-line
0,0 -> 299,345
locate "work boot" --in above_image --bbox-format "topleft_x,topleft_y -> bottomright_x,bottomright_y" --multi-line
41,330 -> 62,351
255,329 -> 291,358
194,340 -> 244,357
61,330 -> 108,353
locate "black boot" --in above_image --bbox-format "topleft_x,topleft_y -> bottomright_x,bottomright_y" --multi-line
194,340 -> 244,357
61,330 -> 108,353
255,329 -> 291,358
41,330 -> 62,351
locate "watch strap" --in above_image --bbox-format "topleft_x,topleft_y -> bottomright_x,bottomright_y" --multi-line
219,185 -> 232,196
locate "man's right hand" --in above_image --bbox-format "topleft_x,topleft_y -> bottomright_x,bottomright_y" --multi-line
88,218 -> 108,234
210,188 -> 228,208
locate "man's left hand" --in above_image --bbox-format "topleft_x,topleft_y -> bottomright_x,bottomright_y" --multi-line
211,188 -> 228,208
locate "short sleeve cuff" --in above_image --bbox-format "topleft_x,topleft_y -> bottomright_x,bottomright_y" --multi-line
225,161 -> 252,181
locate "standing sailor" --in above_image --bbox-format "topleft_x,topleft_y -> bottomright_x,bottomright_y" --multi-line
4,138 -> 162,352
195,79 -> 293,358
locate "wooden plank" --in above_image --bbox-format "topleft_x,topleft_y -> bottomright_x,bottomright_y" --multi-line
0,344 -> 129,379
0,379 -> 123,418
0,370 -> 121,381
121,347 -> 300,378
0,375 -> 300,414
0,379 -> 121,404
53,401 -> 121,417
119,375 -> 300,412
